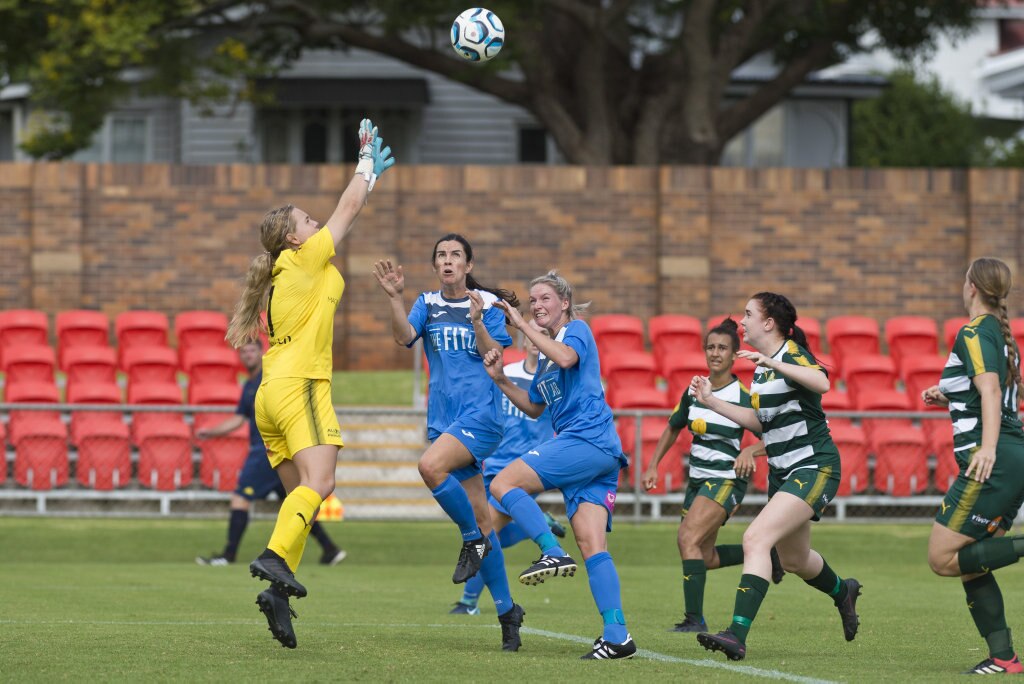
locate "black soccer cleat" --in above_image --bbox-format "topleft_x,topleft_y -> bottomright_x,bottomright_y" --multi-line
250,553 -> 307,598
670,614 -> 708,633
769,546 -> 785,585
697,629 -> 746,661
544,512 -> 568,538
320,548 -> 347,566
836,577 -> 862,642
581,634 -> 637,660
452,534 -> 492,584
256,587 -> 298,649
498,603 -> 525,652
963,655 -> 1024,674
519,554 -> 577,586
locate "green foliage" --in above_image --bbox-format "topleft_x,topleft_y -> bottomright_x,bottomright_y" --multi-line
852,69 -> 982,168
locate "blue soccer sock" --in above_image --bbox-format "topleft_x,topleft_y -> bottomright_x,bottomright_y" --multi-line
223,509 -> 248,561
498,522 -> 529,548
501,488 -> 565,556
586,551 -> 628,644
479,531 -> 515,617
431,475 -> 481,542
460,575 -> 484,607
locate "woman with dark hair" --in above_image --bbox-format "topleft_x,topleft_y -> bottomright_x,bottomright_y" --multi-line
373,234 -> 525,652
923,257 -> 1024,675
689,293 -> 861,661
643,317 -> 782,634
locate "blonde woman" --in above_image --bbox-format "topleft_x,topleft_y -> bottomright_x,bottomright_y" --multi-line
225,119 -> 393,649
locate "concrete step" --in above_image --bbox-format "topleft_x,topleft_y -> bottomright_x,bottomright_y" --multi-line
341,497 -> 445,520
340,422 -> 425,445
335,461 -> 420,484
340,446 -> 424,462
335,485 -> 432,500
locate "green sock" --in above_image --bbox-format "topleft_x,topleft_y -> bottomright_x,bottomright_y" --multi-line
682,559 -> 707,618
959,538 -> 1021,575
729,574 -> 770,643
715,544 -> 744,568
804,558 -> 848,605
964,573 -> 1015,660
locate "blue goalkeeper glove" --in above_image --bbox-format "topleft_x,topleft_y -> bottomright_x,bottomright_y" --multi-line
354,118 -> 394,191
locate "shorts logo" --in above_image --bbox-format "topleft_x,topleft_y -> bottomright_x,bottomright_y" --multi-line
605,491 -> 616,512
970,513 -> 992,527
528,450 -> 539,456
987,516 -> 1004,534
461,429 -> 476,440
793,478 -> 807,490
940,501 -> 950,515
704,481 -> 718,491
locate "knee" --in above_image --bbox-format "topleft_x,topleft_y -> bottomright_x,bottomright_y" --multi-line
677,530 -> 702,559
576,535 -> 605,560
928,550 -> 960,577
741,528 -> 770,556
311,477 -> 335,501
418,457 -> 445,489
489,476 -> 511,502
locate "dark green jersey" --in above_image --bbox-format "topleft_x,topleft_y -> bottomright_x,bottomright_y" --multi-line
751,340 -> 838,474
938,314 -> 1023,453
668,376 -> 751,480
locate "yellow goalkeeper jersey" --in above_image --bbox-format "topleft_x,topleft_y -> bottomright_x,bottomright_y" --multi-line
261,226 -> 344,383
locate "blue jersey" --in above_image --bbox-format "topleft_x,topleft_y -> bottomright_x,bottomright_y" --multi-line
485,359 -> 554,478
236,372 -> 264,452
528,319 -> 623,459
408,290 -> 513,440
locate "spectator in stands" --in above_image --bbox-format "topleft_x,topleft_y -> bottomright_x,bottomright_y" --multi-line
373,234 -> 525,651
689,292 -> 860,661
224,118 -> 393,649
483,271 -> 636,660
195,340 -> 346,569
449,319 -> 566,616
642,317 -> 784,634
923,257 -> 1024,675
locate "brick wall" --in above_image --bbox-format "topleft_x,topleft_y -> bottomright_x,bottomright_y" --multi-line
0,163 -> 1020,370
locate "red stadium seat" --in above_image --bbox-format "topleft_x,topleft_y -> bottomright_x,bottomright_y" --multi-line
601,350 -> 657,407
943,317 -> 970,354
842,354 -> 897,406
731,357 -> 756,388
503,347 -> 526,365
856,389 -> 913,444
929,420 -> 958,493
900,354 -> 947,409
63,346 -> 118,398
591,314 -> 645,359
825,316 -> 880,370
123,346 -> 178,384
76,420 -> 132,490
830,423 -> 869,495
742,430 -> 767,493
798,317 -> 823,356
56,310 -> 110,368
68,382 -> 124,445
648,315 -> 703,371
871,425 -> 928,496
1,344 -> 56,385
183,346 -> 240,390
174,310 -> 229,363
128,380 -> 185,443
662,352 -> 708,403
821,390 -> 852,428
885,316 -> 939,368
6,381 -> 62,440
0,310 -> 49,361
1012,318 -> 1024,357
11,418 -> 68,490
115,311 -> 170,366
191,383 -> 247,491
136,419 -> 193,491
614,385 -> 671,457
815,352 -> 838,379
637,417 -> 685,494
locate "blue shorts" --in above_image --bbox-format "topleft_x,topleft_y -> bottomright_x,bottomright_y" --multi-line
520,435 -> 623,532
430,415 -> 503,483
234,448 -> 285,501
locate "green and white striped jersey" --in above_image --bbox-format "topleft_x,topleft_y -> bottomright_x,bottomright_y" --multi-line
668,375 -> 752,481
751,340 -> 838,475
938,314 -> 1023,453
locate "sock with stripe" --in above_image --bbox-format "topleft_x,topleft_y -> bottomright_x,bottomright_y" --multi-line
479,531 -> 515,617
460,575 -> 484,607
964,573 -> 1015,660
223,509 -> 249,561
729,574 -> 770,644
804,557 -> 848,605
267,485 -> 322,566
682,559 -> 707,618
586,552 -> 628,644
498,522 -> 529,548
715,544 -> 744,568
430,475 -> 482,542
501,488 -> 565,556
958,537 -> 1022,575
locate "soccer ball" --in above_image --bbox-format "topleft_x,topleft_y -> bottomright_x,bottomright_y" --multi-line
451,8 -> 504,62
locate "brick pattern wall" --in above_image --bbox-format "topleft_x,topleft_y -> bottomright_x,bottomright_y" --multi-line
0,163 -> 1019,370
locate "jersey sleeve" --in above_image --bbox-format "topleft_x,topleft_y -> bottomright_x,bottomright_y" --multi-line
528,370 -> 544,405
957,324 -> 1002,377
483,301 -> 512,347
292,226 -> 335,273
783,340 -> 826,376
562,320 -> 590,364
406,294 -> 427,348
667,392 -> 691,430
737,384 -> 762,437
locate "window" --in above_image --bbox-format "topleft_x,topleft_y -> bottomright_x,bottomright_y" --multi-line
71,113 -> 149,163
721,104 -> 785,167
1000,19 -> 1024,54
0,110 -> 12,161
256,108 -> 414,164
518,127 -> 548,162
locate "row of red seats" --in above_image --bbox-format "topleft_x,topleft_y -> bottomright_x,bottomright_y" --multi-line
621,418 -> 960,498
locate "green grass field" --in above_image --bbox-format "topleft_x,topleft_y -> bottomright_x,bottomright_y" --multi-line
2,519 -> 1013,682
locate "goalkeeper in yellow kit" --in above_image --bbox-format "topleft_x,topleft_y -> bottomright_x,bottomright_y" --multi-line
225,118 -> 394,649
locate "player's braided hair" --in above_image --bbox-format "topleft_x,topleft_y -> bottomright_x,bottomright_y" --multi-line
530,270 -> 591,320
226,205 -> 293,348
707,316 -> 741,352
430,233 -> 519,308
967,257 -> 1024,398
752,292 -> 816,362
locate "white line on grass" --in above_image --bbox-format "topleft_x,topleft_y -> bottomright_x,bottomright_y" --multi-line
0,619 -> 838,682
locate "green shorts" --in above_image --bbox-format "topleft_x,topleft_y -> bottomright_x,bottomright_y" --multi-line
935,440 -> 1024,540
768,463 -> 840,521
681,477 -> 748,522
